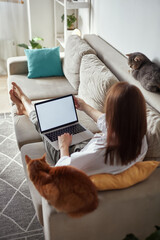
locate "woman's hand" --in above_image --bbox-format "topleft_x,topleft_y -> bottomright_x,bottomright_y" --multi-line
74,96 -> 86,111
74,96 -> 103,122
58,133 -> 72,148
58,133 -> 72,157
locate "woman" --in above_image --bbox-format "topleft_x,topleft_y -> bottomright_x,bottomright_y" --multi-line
9,81 -> 148,176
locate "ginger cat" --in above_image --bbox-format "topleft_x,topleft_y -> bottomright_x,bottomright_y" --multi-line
25,154 -> 98,218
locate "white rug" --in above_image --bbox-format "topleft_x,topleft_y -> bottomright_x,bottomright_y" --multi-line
0,112 -> 44,240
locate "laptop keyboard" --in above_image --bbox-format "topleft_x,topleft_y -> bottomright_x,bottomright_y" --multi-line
45,124 -> 86,142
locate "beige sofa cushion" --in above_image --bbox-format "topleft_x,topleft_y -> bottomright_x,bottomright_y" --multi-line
63,35 -> 96,91
8,75 -> 77,101
78,54 -> 119,112
146,104 -> 160,159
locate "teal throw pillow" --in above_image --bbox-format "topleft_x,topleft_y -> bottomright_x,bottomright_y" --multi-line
24,47 -> 64,78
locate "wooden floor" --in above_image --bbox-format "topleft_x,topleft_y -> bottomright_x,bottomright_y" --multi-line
0,75 -> 12,113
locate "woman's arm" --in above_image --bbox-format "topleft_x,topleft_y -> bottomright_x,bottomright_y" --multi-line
58,133 -> 72,157
74,97 -> 103,122
58,97 -> 103,156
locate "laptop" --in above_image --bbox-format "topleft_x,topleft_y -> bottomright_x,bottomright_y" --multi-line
34,94 -> 94,150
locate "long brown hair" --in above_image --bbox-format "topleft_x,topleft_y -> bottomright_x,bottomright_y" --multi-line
104,82 -> 147,165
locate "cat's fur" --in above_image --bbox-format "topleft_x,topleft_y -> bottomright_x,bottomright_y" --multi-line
25,154 -> 98,218
126,52 -> 160,92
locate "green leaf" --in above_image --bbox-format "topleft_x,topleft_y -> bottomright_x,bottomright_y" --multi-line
17,43 -> 29,49
35,43 -> 43,49
61,13 -> 77,28
61,14 -> 64,22
32,37 -> 44,42
29,40 -> 38,49
123,234 -> 139,240
29,41 -> 42,49
29,39 -> 35,45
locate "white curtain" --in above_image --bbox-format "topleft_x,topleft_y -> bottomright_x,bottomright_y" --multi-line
0,0 -> 29,75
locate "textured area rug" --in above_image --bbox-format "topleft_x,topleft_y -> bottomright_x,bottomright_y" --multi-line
0,113 -> 44,240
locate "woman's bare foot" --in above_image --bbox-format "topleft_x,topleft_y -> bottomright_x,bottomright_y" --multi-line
9,89 -> 27,115
11,82 -> 34,115
12,82 -> 31,103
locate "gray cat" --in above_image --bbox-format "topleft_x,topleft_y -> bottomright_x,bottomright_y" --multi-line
126,52 -> 160,92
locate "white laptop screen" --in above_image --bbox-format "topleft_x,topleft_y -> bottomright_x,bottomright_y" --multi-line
35,95 -> 78,133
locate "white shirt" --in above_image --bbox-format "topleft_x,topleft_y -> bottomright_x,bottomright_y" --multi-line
55,114 -> 148,176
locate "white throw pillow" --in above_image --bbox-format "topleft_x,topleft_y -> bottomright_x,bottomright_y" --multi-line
63,35 -> 96,91
78,54 -> 119,112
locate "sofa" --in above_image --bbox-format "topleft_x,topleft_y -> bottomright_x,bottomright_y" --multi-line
7,34 -> 160,240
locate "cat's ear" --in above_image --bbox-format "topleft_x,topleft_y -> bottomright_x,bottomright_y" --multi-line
126,53 -> 132,57
25,155 -> 31,164
41,153 -> 46,162
134,56 -> 141,62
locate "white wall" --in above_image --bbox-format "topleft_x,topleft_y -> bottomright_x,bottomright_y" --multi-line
0,2 -> 28,56
0,2 -> 29,74
78,7 -> 90,36
79,0 -> 160,64
3,0 -> 159,63
28,1 -> 89,49
29,0 -> 54,48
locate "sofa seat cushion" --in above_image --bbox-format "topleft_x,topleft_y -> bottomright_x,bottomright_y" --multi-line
63,35 -> 96,91
8,74 -> 77,101
78,54 -> 119,112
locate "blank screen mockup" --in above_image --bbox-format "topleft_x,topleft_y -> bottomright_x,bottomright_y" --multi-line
36,95 -> 77,132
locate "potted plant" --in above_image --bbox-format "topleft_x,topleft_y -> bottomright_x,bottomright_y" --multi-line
17,37 -> 44,49
61,13 -> 77,30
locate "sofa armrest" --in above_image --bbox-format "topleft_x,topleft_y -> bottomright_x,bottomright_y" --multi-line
7,53 -> 64,76
7,56 -> 28,76
42,198 -> 59,240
